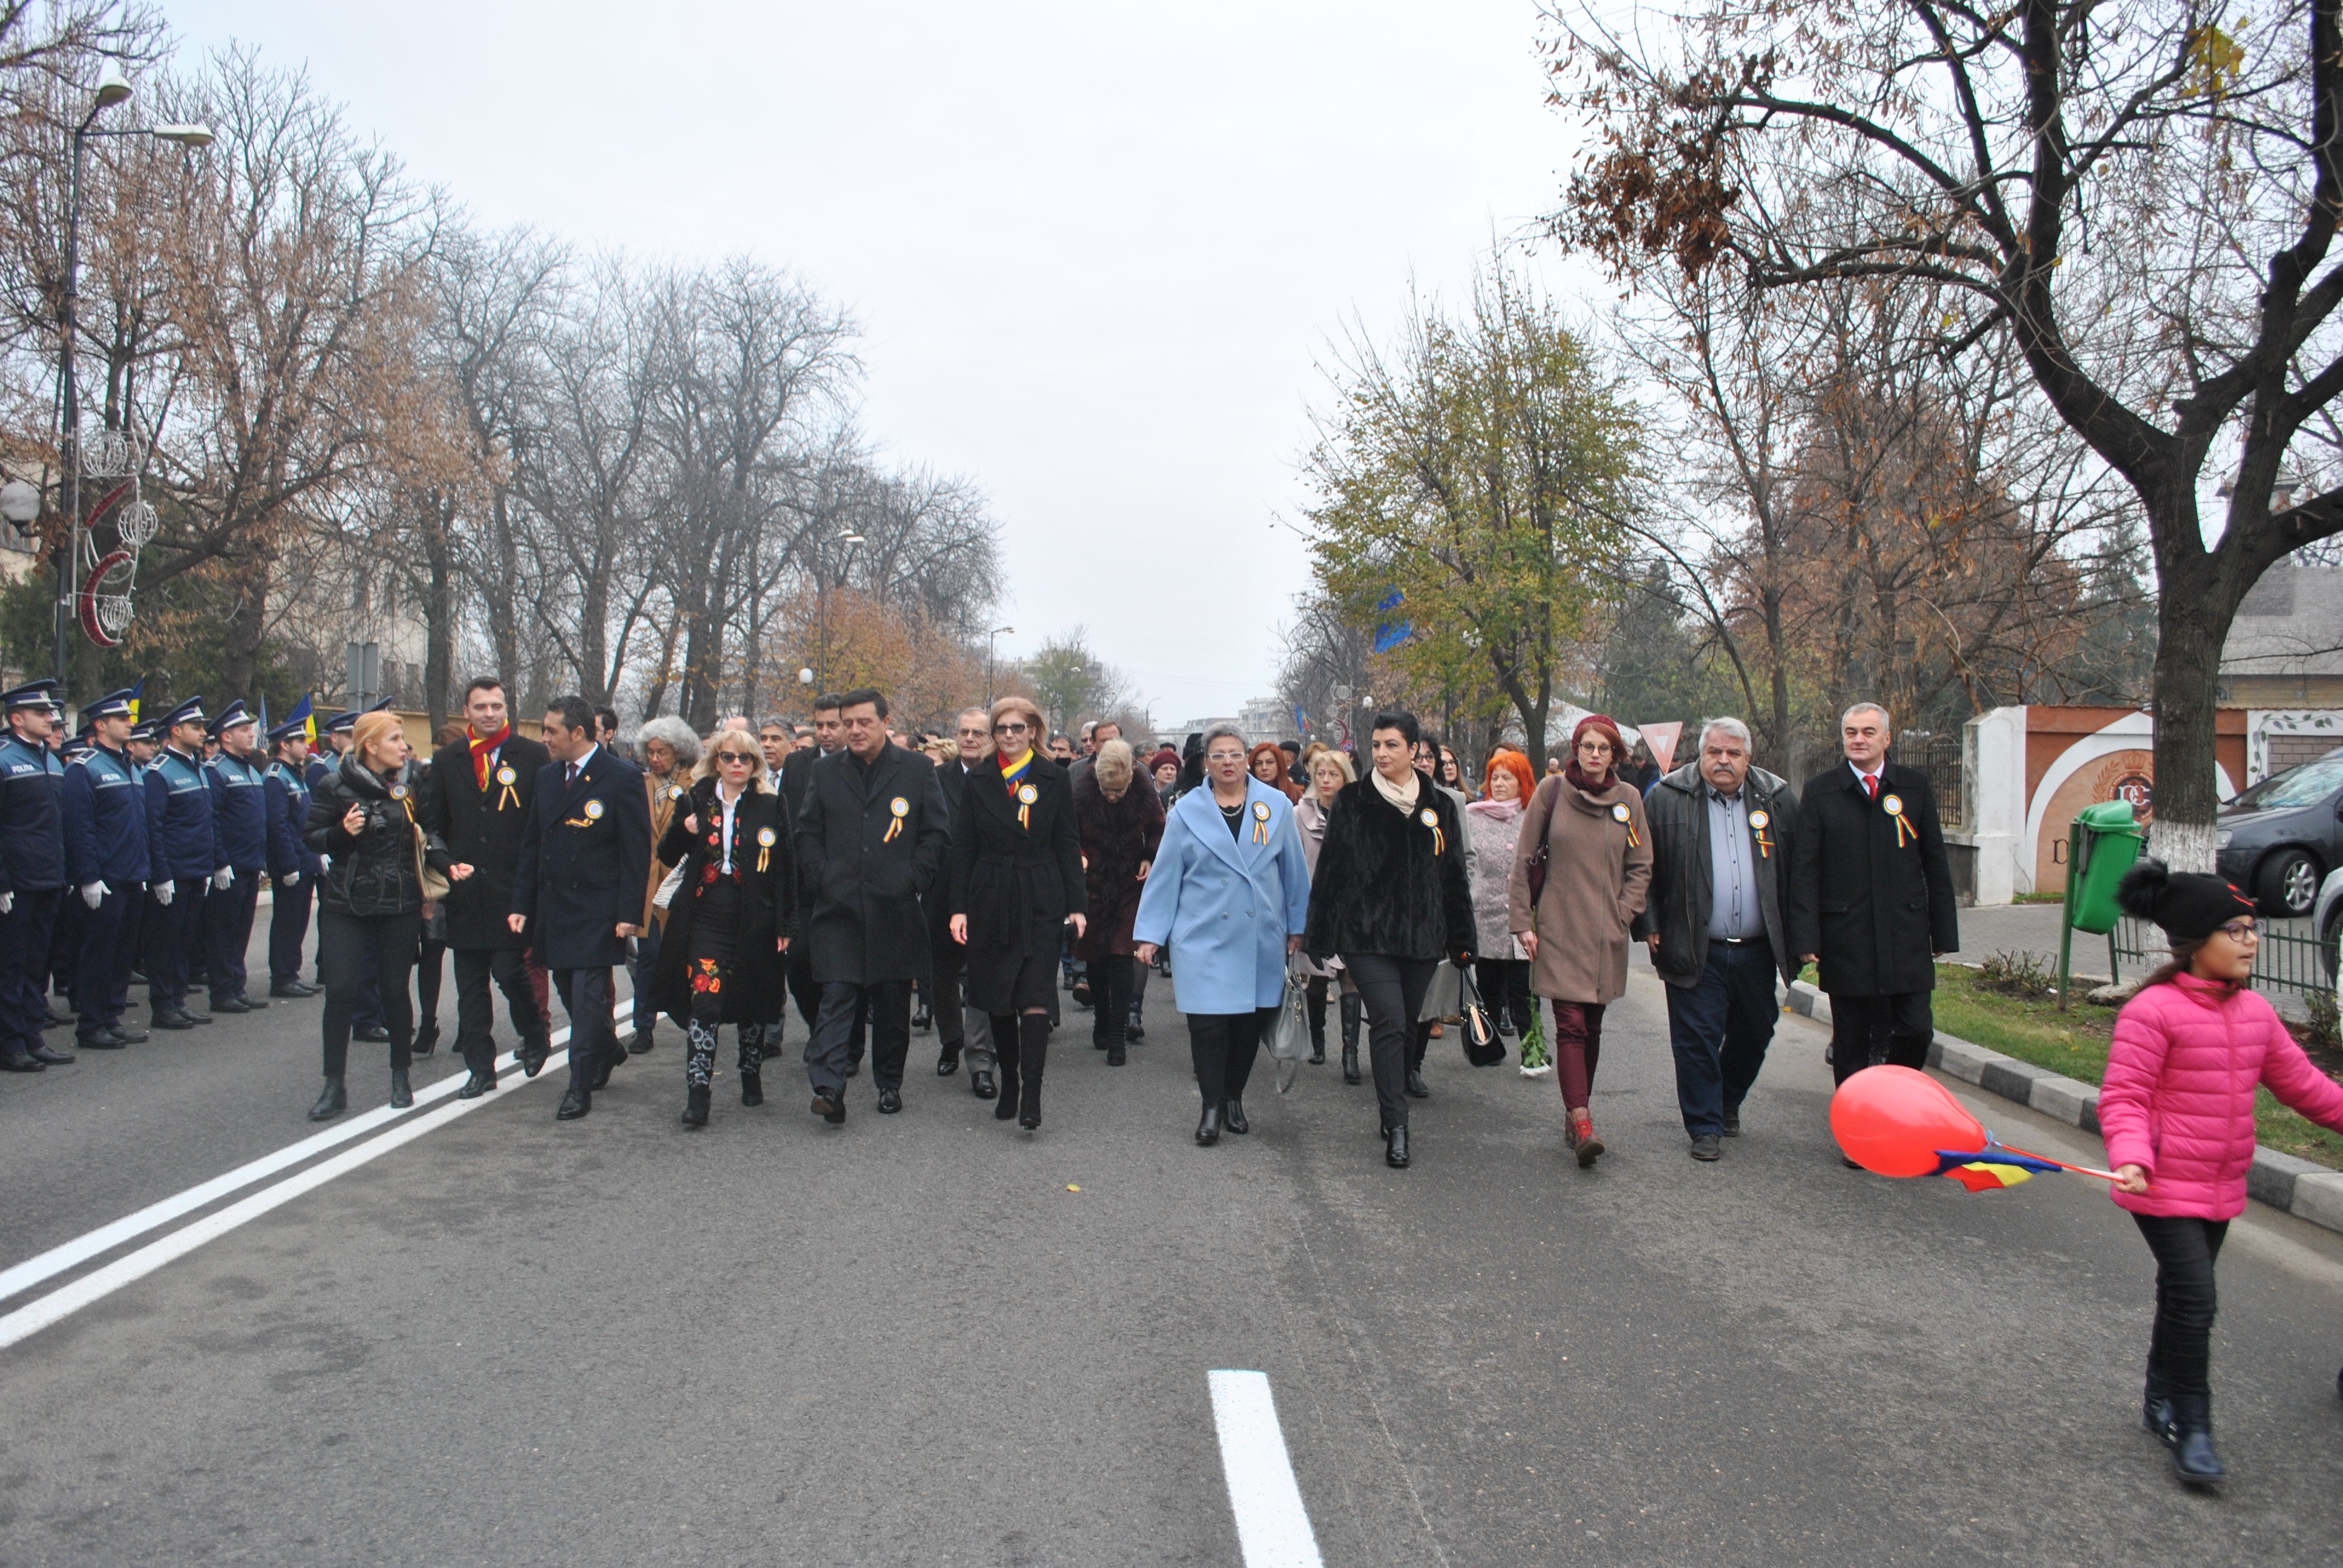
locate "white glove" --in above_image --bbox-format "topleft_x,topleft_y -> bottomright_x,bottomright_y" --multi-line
80,881 -> 105,909
211,867 -> 232,891
154,880 -> 174,906
283,870 -> 300,887
0,891 -> 13,915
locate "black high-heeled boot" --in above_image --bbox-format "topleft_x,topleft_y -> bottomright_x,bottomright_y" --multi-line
1017,1012 -> 1047,1128
991,1014 -> 1021,1119
1340,993 -> 1362,1083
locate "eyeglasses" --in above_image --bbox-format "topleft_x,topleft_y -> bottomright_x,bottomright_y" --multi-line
957,727 -> 988,738
993,721 -> 1030,736
1206,750 -> 1246,764
2216,921 -> 2260,943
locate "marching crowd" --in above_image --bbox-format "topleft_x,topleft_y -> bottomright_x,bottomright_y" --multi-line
3,668 -> 2341,1489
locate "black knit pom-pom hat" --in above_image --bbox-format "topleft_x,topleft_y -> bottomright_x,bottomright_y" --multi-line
2115,858 -> 2259,942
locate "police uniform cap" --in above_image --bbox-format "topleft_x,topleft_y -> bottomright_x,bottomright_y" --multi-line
161,695 -> 207,731
207,699 -> 256,739
1,679 -> 59,711
82,687 -> 137,720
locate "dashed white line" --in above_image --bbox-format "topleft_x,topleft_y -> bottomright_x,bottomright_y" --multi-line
1210,1369 -> 1325,1568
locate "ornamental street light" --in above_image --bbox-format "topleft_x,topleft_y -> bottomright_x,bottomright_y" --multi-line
52,74 -> 214,684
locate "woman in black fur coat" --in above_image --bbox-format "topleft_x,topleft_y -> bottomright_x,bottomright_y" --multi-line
1302,710 -> 1475,1168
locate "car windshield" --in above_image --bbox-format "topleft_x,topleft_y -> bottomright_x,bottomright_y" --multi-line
2232,755 -> 2343,809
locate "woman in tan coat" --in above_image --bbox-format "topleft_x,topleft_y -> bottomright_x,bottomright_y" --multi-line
1509,713 -> 1651,1166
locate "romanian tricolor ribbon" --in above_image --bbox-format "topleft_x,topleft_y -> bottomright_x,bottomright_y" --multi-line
1884,792 -> 1916,848
1251,800 -> 1270,844
494,764 -> 519,811
1000,750 -> 1036,830
883,796 -> 908,844
1420,806 -> 1443,855
756,825 -> 775,872
1749,808 -> 1773,859
1611,800 -> 1639,848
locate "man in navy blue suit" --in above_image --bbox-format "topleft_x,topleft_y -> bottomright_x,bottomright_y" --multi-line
510,694 -> 650,1120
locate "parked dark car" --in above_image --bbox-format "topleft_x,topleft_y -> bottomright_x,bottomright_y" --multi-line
2216,746 -> 2343,917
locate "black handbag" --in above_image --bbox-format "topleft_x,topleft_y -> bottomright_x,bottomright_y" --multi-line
1457,964 -> 1504,1067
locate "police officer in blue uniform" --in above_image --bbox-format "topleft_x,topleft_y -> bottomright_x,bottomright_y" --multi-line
143,697 -> 218,1031
47,724 -> 91,1017
61,688 -> 151,1048
264,707 -> 322,998
0,682 -> 71,1072
203,700 -> 270,1014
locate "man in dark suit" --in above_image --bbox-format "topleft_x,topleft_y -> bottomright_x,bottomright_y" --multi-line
510,694 -> 651,1120
422,676 -> 554,1099
780,693 -> 852,1051
794,688 -> 950,1121
1788,702 -> 1959,1147
929,707 -> 994,1094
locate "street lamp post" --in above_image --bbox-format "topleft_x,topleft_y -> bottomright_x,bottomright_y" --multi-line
51,68 -> 212,685
813,531 -> 864,692
985,625 -> 1015,705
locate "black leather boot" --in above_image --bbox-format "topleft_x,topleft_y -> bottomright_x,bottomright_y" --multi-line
739,1035 -> 764,1105
1385,1123 -> 1410,1168
739,1068 -> 763,1106
389,1070 -> 413,1109
1223,1096 -> 1249,1134
1017,1013 -> 1047,1129
991,1014 -> 1020,1119
1307,1001 -> 1326,1065
683,1085 -> 710,1126
308,1077 -> 346,1122
1340,995 -> 1362,1083
2168,1394 -> 2224,1487
1196,1102 -> 1222,1145
2142,1371 -> 2175,1448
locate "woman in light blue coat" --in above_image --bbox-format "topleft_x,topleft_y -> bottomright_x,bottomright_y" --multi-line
1133,724 -> 1313,1146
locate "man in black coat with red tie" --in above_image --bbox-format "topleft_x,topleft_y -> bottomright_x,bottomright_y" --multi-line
420,676 -> 553,1098
1788,702 -> 1959,1155
511,694 -> 651,1121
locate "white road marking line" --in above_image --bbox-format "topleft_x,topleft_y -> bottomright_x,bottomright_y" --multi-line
0,989 -> 632,1322
0,1043 -> 597,1350
1210,1369 -> 1325,1568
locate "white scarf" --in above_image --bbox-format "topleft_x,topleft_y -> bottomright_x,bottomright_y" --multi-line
1370,767 -> 1421,812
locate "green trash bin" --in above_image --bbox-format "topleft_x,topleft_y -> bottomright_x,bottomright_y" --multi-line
2057,799 -> 2145,1008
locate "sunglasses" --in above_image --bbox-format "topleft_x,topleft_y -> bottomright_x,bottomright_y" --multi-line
994,722 -> 1031,735
716,751 -> 757,765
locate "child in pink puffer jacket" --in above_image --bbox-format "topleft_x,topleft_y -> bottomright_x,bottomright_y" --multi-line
2101,859 -> 2343,1491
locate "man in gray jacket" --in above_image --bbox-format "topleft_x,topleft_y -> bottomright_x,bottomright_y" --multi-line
1631,718 -> 1798,1161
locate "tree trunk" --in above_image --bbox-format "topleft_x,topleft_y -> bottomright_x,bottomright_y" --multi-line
220,560 -> 269,696
2147,551 -> 2233,874
489,491 -> 521,699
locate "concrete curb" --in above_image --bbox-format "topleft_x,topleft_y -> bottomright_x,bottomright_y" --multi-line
1784,981 -> 2343,1238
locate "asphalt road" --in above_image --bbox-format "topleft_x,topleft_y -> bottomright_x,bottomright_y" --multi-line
3,931 -> 2342,1566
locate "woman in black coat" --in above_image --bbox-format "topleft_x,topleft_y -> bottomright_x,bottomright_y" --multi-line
948,695 -> 1087,1130
1072,739 -> 1163,1066
649,733 -> 792,1126
302,711 -> 468,1121
1302,710 -> 1475,1169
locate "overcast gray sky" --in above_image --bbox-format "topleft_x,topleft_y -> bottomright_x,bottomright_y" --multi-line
169,1 -> 1578,723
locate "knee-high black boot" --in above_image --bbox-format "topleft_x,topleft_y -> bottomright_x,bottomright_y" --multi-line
1340,993 -> 1362,1084
738,1026 -> 764,1106
1306,978 -> 1328,1065
990,1013 -> 1020,1120
1017,1012 -> 1049,1129
683,1011 -> 717,1126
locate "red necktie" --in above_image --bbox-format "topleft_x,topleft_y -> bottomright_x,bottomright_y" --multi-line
1863,774 -> 1878,802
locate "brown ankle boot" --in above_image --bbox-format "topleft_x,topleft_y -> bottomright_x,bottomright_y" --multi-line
1572,1109 -> 1605,1167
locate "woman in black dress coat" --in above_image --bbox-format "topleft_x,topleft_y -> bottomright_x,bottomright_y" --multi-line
649,733 -> 793,1127
948,695 -> 1087,1130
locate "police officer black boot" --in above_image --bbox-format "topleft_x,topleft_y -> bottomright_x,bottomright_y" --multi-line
307,1076 -> 347,1122
1340,993 -> 1362,1085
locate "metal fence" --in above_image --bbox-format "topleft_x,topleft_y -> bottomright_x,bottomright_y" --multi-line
2108,916 -> 2333,999
1894,732 -> 1965,827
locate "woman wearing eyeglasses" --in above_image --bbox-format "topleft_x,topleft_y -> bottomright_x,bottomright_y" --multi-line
2100,860 -> 2343,1489
1134,725 -> 1313,1146
647,733 -> 792,1127
948,695 -> 1087,1130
